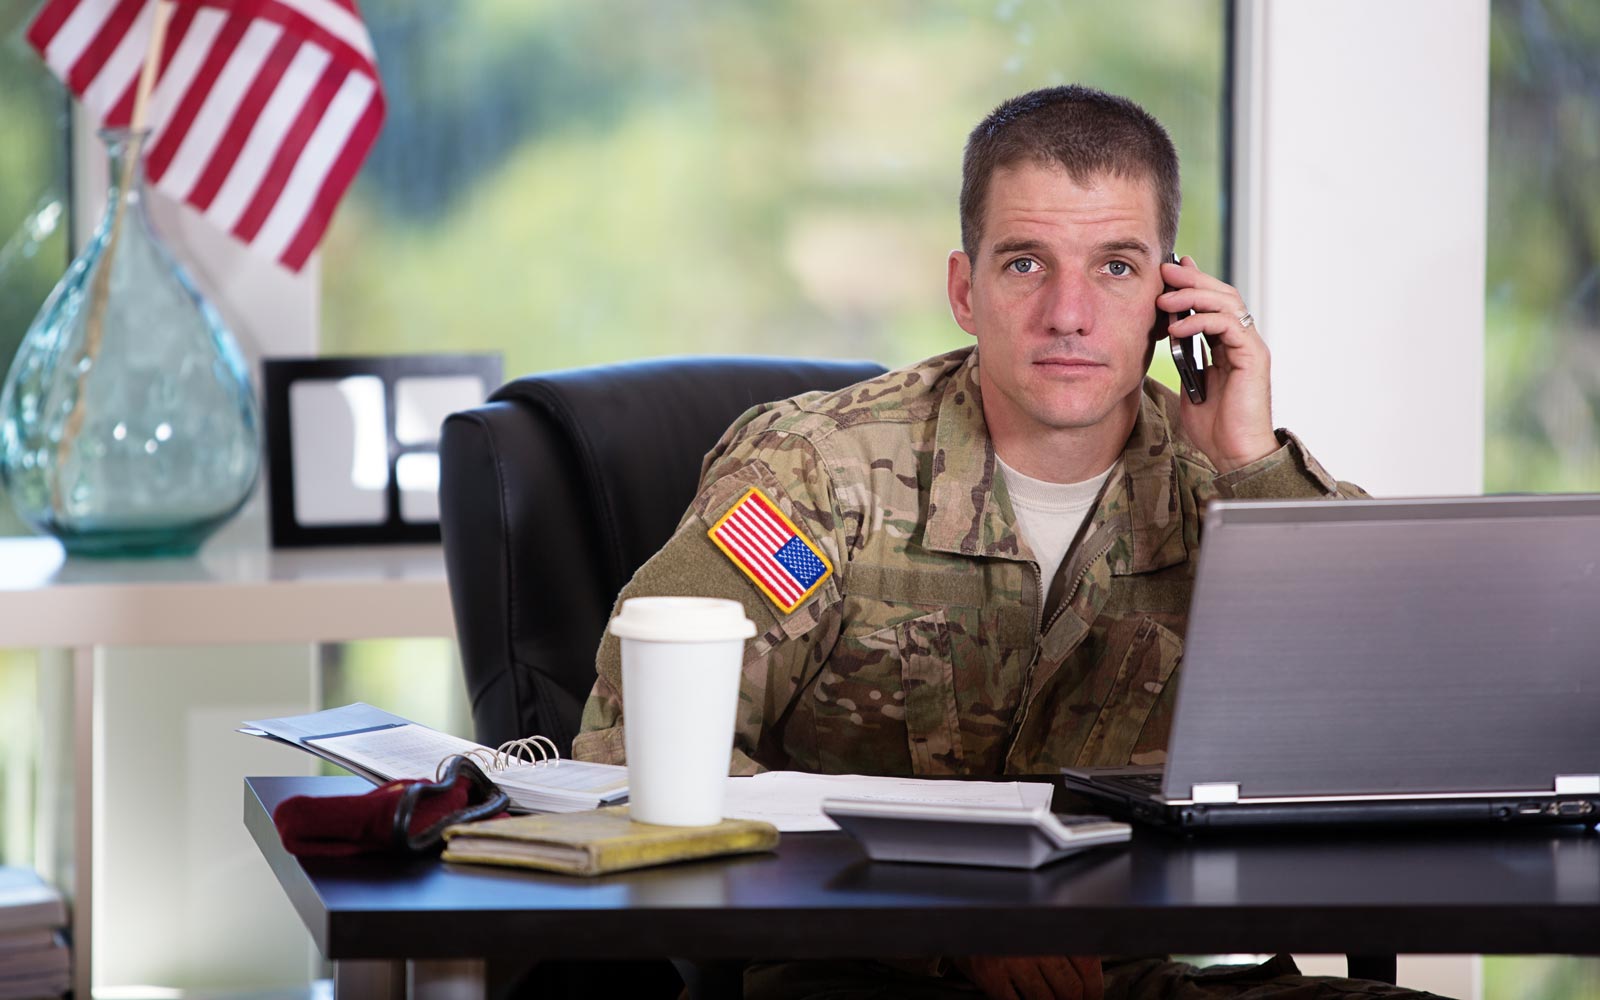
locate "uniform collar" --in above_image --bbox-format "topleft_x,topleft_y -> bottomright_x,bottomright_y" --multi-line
923,347 -> 1187,575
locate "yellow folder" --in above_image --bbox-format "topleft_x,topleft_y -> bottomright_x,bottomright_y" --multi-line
441,805 -> 779,876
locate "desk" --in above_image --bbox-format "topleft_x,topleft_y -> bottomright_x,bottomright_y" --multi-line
0,528 -> 454,996
245,776 -> 1600,999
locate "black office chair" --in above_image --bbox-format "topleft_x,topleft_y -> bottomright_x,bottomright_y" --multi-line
438,355 -> 885,999
439,355 -> 885,755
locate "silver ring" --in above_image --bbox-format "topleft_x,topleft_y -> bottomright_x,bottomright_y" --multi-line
1236,309 -> 1255,329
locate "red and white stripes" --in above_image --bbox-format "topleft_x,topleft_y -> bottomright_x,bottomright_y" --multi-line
28,0 -> 384,271
711,490 -> 822,611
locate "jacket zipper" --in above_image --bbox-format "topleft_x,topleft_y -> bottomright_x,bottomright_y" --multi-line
1042,529 -> 1118,637
1029,558 -> 1045,637
1002,528 -> 1119,767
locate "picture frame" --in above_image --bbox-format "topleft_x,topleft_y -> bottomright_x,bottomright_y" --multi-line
261,353 -> 503,547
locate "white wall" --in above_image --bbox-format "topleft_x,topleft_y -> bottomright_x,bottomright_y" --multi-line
1233,0 -> 1488,497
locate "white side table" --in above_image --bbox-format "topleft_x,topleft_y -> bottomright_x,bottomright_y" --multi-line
0,526 -> 456,998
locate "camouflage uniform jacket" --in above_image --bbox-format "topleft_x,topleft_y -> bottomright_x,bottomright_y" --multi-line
573,345 -> 1366,776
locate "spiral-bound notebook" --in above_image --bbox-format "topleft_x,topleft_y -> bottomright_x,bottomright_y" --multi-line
241,702 -> 629,813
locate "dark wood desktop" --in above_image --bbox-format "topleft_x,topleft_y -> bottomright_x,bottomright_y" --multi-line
245,776 -> 1600,999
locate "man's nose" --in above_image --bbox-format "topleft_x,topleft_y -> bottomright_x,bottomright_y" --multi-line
1041,272 -> 1093,336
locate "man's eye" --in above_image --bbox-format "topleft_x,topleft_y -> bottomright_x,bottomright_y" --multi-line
1106,260 -> 1132,277
1008,258 -> 1040,274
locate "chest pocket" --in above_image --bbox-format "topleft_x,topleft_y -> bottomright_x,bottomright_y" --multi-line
812,609 -> 964,775
1072,616 -> 1183,768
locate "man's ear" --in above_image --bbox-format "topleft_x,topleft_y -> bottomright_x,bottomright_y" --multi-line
1147,305 -> 1166,343
947,250 -> 977,337
1142,300 -> 1164,372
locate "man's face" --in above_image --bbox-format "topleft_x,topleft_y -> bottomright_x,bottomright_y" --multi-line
948,162 -> 1164,445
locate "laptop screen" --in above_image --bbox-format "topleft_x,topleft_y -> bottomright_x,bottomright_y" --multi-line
1163,495 -> 1600,802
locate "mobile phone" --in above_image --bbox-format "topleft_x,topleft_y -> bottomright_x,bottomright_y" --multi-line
1166,253 -> 1210,404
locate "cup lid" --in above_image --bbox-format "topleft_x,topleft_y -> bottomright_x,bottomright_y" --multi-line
607,596 -> 757,643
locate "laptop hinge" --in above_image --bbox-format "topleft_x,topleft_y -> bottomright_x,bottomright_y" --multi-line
1191,782 -> 1240,804
1556,774 -> 1600,795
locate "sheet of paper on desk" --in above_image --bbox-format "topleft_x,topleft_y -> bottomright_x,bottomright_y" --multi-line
307,724 -> 499,780
722,772 -> 1054,832
307,725 -> 628,798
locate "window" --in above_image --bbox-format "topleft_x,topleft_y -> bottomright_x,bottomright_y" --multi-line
0,0 -> 71,866
1482,4 -> 1600,993
1485,0 -> 1600,493
0,1 -> 72,539
320,1 -> 1227,380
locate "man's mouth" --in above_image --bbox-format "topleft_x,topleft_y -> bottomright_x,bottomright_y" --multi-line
1033,357 -> 1104,368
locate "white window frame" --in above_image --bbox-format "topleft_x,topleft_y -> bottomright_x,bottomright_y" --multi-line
1232,0 -> 1487,498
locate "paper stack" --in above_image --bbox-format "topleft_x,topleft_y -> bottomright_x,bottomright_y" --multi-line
0,866 -> 69,999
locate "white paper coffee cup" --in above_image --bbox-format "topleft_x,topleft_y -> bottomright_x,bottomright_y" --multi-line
609,596 -> 756,826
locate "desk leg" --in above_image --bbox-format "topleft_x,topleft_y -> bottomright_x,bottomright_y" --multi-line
334,960 -> 404,998
72,645 -> 93,1000
409,960 -> 487,1000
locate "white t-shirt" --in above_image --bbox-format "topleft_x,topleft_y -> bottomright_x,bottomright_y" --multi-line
996,456 -> 1114,590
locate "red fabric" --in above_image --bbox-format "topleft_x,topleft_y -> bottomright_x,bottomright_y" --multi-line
25,0 -> 385,272
274,778 -> 472,858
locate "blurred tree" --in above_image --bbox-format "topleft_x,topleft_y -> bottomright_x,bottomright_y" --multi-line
321,1 -> 1224,379
0,1 -> 71,539
0,1 -> 68,867
1486,0 -> 1600,492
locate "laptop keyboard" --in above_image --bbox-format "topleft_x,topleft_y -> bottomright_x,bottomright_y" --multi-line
1104,771 -> 1165,796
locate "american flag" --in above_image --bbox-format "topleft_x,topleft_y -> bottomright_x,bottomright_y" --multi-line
708,488 -> 832,614
27,0 -> 385,271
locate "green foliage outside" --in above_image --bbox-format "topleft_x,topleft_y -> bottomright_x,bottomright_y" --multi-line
0,650 -> 39,864
1484,0 -> 1600,492
0,1 -> 69,541
319,0 -> 1223,381
0,0 -> 67,867
1484,955 -> 1600,999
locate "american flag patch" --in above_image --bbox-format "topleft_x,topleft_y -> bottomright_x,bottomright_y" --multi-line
708,487 -> 833,614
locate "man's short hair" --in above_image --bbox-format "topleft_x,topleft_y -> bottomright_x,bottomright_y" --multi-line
960,85 -> 1181,260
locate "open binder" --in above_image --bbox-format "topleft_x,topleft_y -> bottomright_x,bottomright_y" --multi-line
242,702 -> 629,813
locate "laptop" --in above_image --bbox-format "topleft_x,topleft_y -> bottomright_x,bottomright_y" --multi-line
1062,494 -> 1600,831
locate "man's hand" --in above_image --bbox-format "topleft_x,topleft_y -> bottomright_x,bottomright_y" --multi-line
949,955 -> 1103,1000
1158,256 -> 1279,474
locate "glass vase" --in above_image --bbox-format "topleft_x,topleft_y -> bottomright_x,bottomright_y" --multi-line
0,129 -> 260,557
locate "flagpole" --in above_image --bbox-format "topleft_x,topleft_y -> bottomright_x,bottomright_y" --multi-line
53,0 -> 173,513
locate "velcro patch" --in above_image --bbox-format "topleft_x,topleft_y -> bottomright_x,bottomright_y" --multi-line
707,487 -> 833,614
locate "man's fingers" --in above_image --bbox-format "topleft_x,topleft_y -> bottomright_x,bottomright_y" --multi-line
1036,956 -> 1091,999
1007,959 -> 1059,1000
954,956 -> 1020,1000
956,955 -> 1103,1000
1168,308 -> 1262,356
1156,286 -> 1242,317
1159,256 -> 1234,294
1068,956 -> 1104,1000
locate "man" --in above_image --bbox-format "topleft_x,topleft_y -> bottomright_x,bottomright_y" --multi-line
575,87 -> 1437,1000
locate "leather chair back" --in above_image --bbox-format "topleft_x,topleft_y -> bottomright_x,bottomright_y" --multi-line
439,356 -> 886,751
